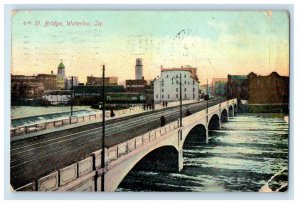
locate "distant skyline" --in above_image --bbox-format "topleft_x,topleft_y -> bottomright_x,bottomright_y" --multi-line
11,10 -> 289,84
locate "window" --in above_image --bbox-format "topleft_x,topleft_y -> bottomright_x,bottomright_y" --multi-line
193,87 -> 195,92
167,75 -> 168,78
172,81 -> 174,85
162,83 -> 164,87
176,94 -> 178,98
184,81 -> 186,84
184,88 -> 186,92
162,94 -> 164,99
176,75 -> 178,78
168,94 -> 170,99
184,75 -> 186,78
185,94 -> 187,99
193,80 -> 195,85
176,88 -> 178,92
162,88 -> 164,92
156,94 -> 158,99
193,93 -> 195,99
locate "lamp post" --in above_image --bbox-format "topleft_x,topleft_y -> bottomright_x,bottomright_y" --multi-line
172,74 -> 183,128
101,65 -> 105,192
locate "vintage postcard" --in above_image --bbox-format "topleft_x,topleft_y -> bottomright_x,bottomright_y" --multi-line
10,10 -> 289,192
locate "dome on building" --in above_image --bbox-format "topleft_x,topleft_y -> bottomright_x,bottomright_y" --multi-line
57,60 -> 66,79
58,61 -> 65,69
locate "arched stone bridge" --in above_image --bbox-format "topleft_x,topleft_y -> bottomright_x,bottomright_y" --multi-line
16,99 -> 237,192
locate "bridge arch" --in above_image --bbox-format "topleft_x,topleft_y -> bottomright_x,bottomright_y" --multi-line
182,124 -> 207,147
208,114 -> 220,130
130,145 -> 180,172
221,109 -> 228,122
229,105 -> 234,117
106,143 -> 181,191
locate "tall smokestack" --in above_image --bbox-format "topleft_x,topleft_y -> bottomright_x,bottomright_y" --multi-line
135,58 -> 143,80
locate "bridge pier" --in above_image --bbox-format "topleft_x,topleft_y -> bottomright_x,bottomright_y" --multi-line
229,106 -> 235,117
206,126 -> 209,143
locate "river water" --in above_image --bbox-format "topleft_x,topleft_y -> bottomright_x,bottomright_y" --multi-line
117,113 -> 289,192
11,106 -> 99,127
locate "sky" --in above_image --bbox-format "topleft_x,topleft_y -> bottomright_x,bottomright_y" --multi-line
11,10 -> 289,84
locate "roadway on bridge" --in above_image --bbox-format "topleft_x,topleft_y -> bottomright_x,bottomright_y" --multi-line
11,97 -> 225,189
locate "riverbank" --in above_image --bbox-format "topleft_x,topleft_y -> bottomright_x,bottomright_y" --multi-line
11,106 -> 94,119
238,103 -> 288,114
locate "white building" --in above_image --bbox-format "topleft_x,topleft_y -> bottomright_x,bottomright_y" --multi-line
154,66 -> 200,103
41,90 -> 72,105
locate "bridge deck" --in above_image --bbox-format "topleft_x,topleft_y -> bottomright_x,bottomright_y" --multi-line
11,97 -> 226,189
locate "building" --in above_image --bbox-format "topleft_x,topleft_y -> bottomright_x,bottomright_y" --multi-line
56,60 -> 67,90
86,76 -> 118,85
41,90 -> 72,105
135,58 -> 143,80
125,78 -> 147,93
36,72 -> 57,90
227,74 -> 249,100
66,76 -> 80,90
72,85 -> 125,105
248,72 -> 289,104
145,80 -> 155,104
154,66 -> 200,103
106,92 -> 146,104
211,78 -> 227,96
11,75 -> 45,99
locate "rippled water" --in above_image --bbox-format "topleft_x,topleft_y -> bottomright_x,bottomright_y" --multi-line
117,113 -> 289,192
11,106 -> 98,127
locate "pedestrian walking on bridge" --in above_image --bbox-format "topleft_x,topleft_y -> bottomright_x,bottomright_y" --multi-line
160,116 -> 166,127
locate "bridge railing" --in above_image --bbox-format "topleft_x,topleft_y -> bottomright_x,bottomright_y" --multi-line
182,99 -> 237,126
105,120 -> 180,165
208,104 -> 219,113
15,119 -> 180,191
182,109 -> 206,126
10,106 -> 147,137
221,101 -> 228,108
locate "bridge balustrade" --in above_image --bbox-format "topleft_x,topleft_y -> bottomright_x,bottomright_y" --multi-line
14,99 -> 237,191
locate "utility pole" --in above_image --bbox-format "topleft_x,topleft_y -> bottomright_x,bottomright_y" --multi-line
179,73 -> 182,128
206,78 -> 208,114
101,65 -> 105,192
171,74 -> 183,139
71,76 -> 74,117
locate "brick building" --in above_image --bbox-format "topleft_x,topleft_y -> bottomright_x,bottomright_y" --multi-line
248,72 -> 289,104
86,76 -> 118,85
11,75 -> 45,99
36,73 -> 57,90
227,74 -> 249,100
125,78 -> 147,93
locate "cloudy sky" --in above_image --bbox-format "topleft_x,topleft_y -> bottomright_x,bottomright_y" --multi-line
11,10 -> 289,84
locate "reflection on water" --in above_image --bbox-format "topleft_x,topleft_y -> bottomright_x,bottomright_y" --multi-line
117,113 -> 288,192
